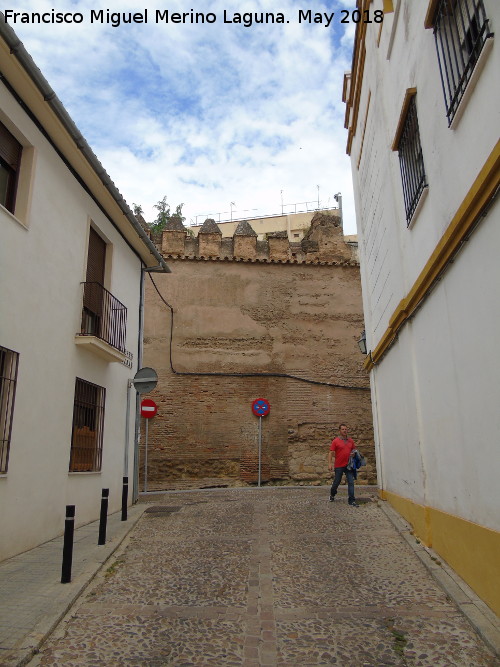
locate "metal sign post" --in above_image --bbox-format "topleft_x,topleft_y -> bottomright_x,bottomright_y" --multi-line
144,418 -> 149,493
131,368 -> 158,501
252,398 -> 270,488
140,398 -> 158,494
258,416 -> 262,487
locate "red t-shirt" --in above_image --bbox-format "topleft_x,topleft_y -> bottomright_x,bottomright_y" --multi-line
330,437 -> 355,468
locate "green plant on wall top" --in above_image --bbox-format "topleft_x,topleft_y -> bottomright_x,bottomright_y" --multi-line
150,196 -> 185,233
132,197 -> 185,234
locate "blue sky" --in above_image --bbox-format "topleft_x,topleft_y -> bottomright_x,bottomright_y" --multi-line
7,1 -> 358,232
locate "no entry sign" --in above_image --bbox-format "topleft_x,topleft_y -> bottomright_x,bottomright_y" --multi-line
141,398 -> 158,419
252,398 -> 270,417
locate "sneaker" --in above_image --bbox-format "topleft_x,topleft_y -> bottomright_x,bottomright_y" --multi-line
349,501 -> 360,507
329,496 -> 335,502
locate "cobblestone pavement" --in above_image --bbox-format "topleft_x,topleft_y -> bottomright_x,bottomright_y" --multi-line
29,487 -> 498,667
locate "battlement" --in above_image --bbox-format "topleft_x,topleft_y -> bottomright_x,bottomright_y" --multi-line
152,211 -> 358,265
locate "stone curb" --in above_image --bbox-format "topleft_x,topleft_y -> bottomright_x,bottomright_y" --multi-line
378,500 -> 500,657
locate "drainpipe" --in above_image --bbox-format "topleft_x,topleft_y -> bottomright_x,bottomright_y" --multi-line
131,267 -> 146,503
131,264 -> 169,502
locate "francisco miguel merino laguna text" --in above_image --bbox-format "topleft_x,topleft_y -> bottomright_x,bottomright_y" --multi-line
3,8 -> 384,28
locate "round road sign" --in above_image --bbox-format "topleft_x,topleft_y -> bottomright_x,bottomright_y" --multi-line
141,398 -> 158,419
252,398 -> 270,417
133,367 -> 158,394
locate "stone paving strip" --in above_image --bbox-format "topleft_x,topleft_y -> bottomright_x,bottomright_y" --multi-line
26,487 -> 499,666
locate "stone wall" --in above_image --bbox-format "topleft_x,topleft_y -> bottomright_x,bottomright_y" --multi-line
141,213 -> 375,489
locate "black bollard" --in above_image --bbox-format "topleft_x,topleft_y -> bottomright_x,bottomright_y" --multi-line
121,476 -> 128,521
98,488 -> 109,545
61,505 -> 75,583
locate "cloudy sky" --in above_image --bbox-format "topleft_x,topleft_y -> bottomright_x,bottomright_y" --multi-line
6,1 -> 358,233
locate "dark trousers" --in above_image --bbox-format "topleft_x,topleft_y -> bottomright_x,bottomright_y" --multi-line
330,467 -> 355,503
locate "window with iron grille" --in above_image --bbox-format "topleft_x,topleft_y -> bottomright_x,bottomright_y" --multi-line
0,346 -> 19,473
433,0 -> 493,125
69,378 -> 105,472
396,95 -> 428,226
0,121 -> 22,214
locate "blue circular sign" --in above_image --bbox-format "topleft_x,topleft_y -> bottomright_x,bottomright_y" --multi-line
252,398 -> 270,417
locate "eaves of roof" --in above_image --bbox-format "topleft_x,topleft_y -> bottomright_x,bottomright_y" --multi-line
0,16 -> 169,272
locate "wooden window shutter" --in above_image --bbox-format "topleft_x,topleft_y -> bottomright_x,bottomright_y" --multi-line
0,122 -> 22,213
84,228 -> 106,318
86,227 -> 106,285
0,122 -> 22,170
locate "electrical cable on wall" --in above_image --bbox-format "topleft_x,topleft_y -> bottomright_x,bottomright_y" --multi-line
148,273 -> 370,392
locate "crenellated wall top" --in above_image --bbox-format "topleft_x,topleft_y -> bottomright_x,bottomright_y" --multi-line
152,211 -> 359,265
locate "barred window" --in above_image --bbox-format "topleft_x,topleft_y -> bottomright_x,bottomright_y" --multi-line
433,0 -> 493,125
395,95 -> 428,226
70,378 -> 105,472
0,346 -> 19,473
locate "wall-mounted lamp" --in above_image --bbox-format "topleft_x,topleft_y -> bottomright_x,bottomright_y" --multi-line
358,330 -> 367,355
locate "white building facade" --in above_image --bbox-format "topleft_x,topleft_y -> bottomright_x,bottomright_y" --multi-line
0,20 -> 169,561
344,0 -> 499,614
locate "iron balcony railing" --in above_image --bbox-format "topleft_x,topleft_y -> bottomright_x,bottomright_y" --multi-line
79,282 -> 127,353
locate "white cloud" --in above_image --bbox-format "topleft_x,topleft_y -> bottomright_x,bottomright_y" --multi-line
6,0 -> 358,232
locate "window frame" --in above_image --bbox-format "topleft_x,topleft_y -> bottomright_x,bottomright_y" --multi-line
0,120 -> 22,214
430,0 -> 493,126
392,91 -> 428,227
82,227 -> 107,340
0,346 -> 19,474
69,378 -> 106,473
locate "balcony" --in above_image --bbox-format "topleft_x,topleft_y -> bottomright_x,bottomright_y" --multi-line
75,282 -> 128,363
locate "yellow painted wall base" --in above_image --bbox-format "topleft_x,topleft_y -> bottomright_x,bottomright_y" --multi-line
380,489 -> 500,617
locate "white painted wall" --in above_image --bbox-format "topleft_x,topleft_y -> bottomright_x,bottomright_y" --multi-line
0,79 -> 142,560
349,0 -> 500,531
353,0 -> 500,344
413,198 -> 500,528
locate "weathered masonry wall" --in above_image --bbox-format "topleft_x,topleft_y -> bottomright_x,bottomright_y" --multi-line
141,213 -> 374,488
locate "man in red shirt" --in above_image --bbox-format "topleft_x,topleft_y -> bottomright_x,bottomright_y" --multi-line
328,423 -> 359,507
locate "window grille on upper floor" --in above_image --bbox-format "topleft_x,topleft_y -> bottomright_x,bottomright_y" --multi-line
396,95 -> 428,226
433,0 -> 493,125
